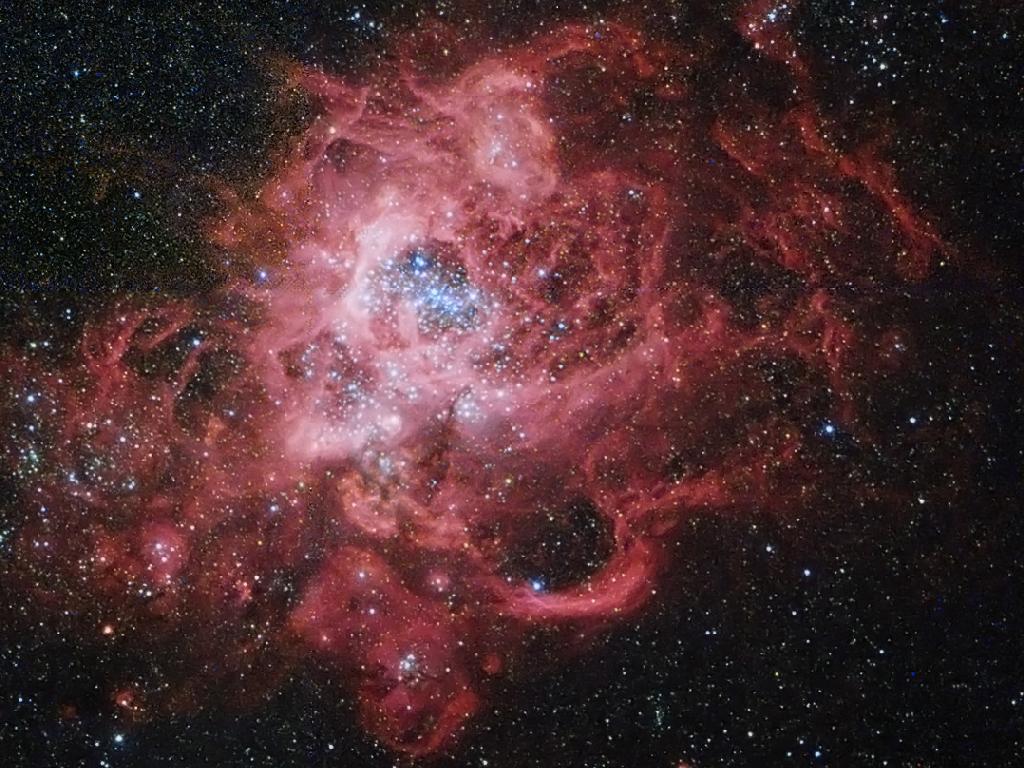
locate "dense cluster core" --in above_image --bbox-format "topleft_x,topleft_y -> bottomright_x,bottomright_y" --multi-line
5,2 -> 945,756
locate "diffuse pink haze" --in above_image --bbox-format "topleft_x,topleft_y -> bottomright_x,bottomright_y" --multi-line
6,3 -> 943,755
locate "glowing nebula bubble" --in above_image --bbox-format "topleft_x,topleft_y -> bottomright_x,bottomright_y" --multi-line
5,1 -> 946,756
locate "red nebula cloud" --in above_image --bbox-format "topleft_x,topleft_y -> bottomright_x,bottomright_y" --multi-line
4,2 -> 945,757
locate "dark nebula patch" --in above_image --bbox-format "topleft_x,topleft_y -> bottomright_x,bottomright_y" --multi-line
498,497 -> 615,591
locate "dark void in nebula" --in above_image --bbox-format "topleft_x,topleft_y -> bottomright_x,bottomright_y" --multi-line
2,0 -> 1012,762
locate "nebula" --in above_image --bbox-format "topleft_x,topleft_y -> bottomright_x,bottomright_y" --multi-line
3,1 -> 946,757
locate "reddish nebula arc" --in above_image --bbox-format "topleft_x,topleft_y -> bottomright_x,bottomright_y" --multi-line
5,3 -> 946,756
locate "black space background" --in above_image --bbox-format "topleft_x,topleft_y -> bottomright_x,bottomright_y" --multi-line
1,2 -> 1023,767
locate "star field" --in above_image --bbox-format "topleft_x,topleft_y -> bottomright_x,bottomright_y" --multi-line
1,2 -> 1023,768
